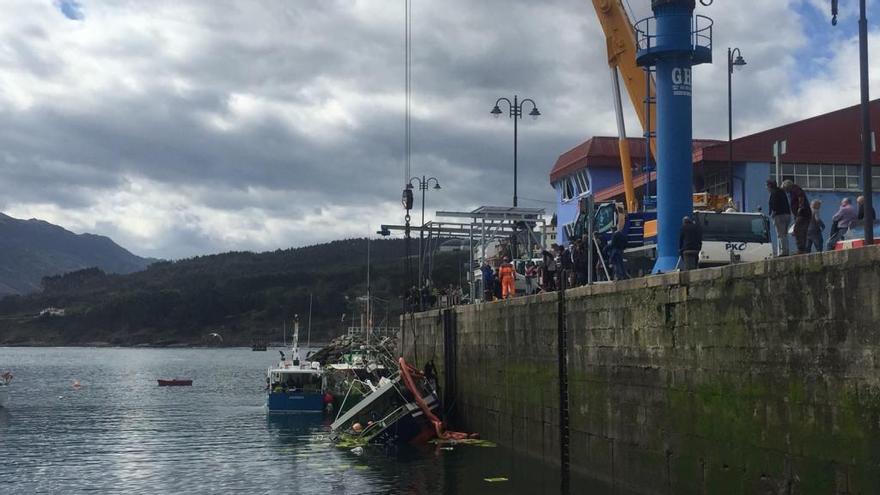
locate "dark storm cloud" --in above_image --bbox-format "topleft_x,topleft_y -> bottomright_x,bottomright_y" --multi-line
0,0 -> 869,258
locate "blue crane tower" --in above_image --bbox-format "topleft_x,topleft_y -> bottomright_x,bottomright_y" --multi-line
635,0 -> 713,273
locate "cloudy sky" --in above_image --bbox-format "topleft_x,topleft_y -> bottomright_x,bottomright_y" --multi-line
0,0 -> 877,259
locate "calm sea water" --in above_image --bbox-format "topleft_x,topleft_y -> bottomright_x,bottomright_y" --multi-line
0,347 -> 614,494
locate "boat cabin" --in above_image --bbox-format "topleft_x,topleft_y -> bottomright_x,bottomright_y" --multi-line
268,366 -> 324,394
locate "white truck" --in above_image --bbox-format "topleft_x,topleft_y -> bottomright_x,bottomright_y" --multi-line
694,211 -> 773,266
623,211 -> 772,276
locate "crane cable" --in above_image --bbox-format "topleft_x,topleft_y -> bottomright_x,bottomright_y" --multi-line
404,0 -> 412,185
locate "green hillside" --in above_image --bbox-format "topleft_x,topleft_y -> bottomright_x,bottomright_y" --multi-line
0,238 -> 440,346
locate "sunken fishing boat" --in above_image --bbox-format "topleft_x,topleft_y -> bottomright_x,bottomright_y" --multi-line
330,358 -> 439,446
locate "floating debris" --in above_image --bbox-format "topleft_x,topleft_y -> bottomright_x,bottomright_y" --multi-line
431,438 -> 497,448
484,477 -> 508,483
350,447 -> 363,456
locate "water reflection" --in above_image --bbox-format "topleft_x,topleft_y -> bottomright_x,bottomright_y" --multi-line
0,348 -> 619,495
0,408 -> 10,430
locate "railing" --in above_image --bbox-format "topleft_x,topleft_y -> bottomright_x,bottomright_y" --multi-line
346,326 -> 400,340
634,14 -> 713,55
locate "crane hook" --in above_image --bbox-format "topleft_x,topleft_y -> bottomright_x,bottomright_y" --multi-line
831,0 -> 838,25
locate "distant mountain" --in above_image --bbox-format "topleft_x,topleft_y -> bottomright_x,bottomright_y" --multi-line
0,213 -> 153,295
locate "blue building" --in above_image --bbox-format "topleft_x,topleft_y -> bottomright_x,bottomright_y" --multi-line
550,100 -> 880,249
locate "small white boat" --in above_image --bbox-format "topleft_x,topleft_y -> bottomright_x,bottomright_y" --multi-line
0,371 -> 12,409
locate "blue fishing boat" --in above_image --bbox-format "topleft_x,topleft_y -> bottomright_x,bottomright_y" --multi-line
266,315 -> 328,414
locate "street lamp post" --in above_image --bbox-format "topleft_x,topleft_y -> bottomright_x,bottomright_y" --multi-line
831,0 -> 873,243
491,95 -> 541,208
727,47 -> 747,202
856,0 -> 874,243
408,175 -> 441,310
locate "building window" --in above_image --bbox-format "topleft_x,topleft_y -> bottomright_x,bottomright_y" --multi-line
704,173 -> 729,196
769,163 -> 873,191
574,170 -> 590,195
561,177 -> 576,201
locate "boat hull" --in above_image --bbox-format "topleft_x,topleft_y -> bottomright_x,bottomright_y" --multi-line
369,403 -> 439,446
266,391 -> 325,413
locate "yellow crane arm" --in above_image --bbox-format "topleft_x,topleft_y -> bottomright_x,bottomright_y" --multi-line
591,0 -> 658,212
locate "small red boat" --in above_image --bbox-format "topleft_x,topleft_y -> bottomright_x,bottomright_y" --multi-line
157,379 -> 193,387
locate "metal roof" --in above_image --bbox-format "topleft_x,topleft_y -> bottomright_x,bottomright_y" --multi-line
549,136 -> 721,183
694,99 -> 880,164
436,206 -> 545,221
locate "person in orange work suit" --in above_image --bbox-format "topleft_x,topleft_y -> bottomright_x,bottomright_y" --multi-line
498,256 -> 516,299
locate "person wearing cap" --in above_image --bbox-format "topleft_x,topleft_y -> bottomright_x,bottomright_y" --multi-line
767,179 -> 791,256
679,216 -> 702,271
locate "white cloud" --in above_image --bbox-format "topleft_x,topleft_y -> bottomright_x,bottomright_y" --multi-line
0,0 -> 875,259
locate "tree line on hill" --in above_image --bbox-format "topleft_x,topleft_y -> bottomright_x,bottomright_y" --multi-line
0,238 -> 469,346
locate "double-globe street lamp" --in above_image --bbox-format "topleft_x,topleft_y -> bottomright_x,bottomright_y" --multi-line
490,96 -> 541,208
727,47 -> 747,201
408,175 -> 441,309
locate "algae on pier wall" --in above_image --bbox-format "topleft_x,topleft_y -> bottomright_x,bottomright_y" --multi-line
403,246 -> 880,495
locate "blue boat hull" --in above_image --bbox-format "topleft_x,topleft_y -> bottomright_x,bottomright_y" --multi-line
266,392 -> 325,413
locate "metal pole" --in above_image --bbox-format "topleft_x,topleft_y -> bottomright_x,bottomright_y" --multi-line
469,225 -> 475,303
859,0 -> 874,243
644,67 -> 653,206
728,47 -> 735,199
587,196 -> 594,285
513,95 -> 519,208
419,178 -> 426,310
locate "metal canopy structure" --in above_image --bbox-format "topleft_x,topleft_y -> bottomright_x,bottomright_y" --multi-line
380,206 -> 547,301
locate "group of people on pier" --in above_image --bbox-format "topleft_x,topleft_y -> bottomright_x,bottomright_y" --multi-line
766,179 -> 874,256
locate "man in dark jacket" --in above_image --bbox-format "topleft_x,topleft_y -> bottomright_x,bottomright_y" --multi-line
604,228 -> 628,281
782,180 -> 810,254
857,195 -> 876,222
480,262 -> 495,302
679,216 -> 702,271
767,179 -> 791,256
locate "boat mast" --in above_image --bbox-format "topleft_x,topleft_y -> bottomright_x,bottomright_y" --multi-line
366,237 -> 371,347
306,294 -> 313,352
292,314 -> 300,360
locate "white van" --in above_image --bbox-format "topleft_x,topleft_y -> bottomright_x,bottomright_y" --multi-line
694,211 -> 772,266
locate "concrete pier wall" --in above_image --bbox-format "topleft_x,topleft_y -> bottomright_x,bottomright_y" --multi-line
401,246 -> 880,494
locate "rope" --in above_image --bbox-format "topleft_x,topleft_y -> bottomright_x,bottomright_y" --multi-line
398,357 -> 476,441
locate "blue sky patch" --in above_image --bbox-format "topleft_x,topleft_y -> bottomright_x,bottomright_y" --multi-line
56,0 -> 85,21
